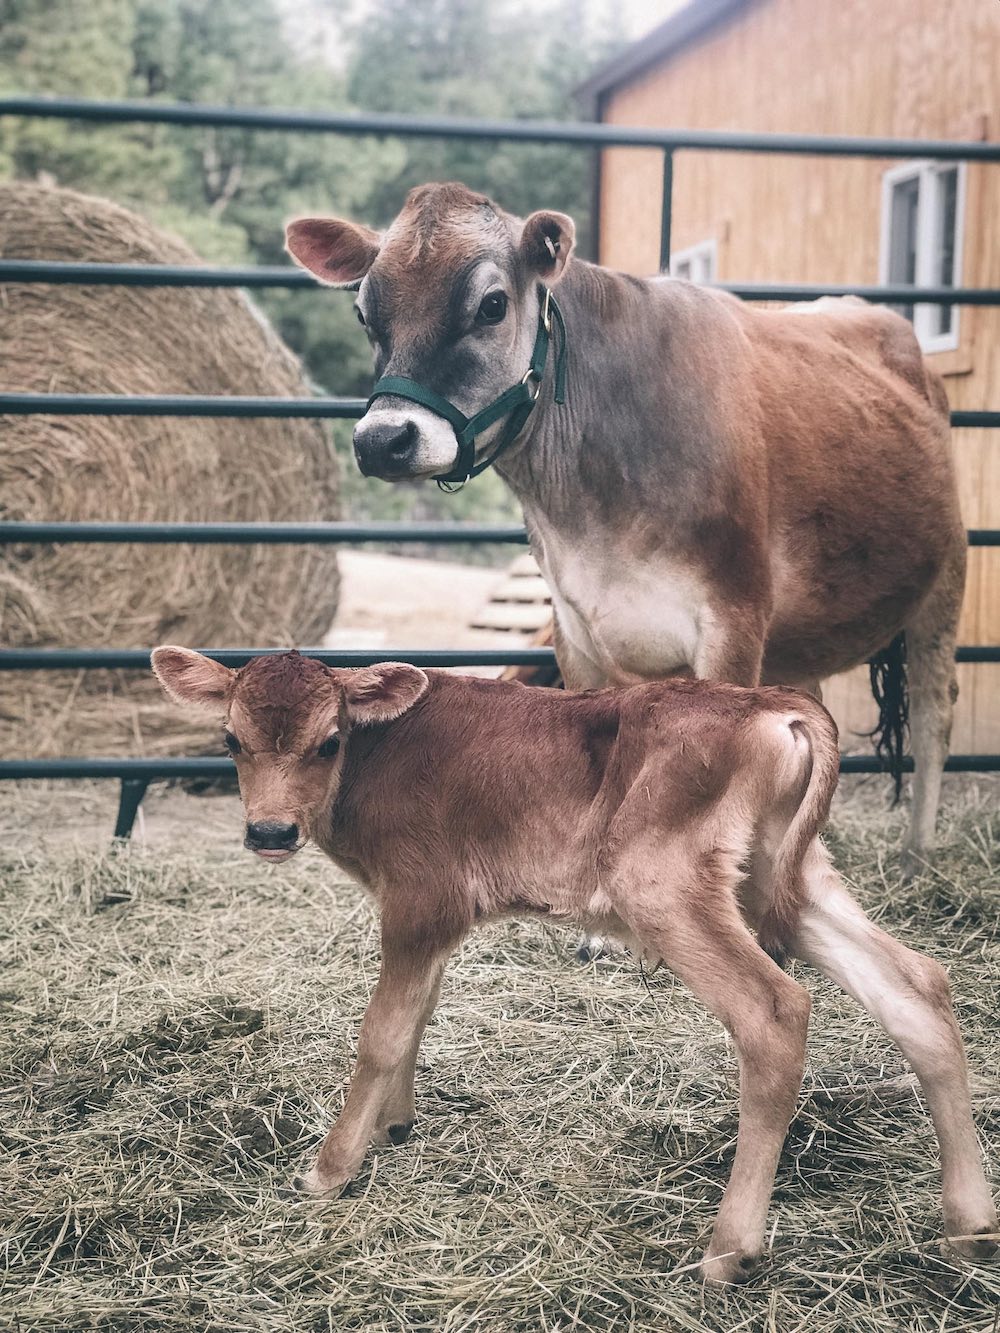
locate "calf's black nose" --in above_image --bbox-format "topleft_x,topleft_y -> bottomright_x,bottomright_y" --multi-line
245,820 -> 298,849
353,418 -> 418,476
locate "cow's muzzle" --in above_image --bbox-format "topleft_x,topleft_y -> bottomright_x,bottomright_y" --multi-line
353,417 -> 420,478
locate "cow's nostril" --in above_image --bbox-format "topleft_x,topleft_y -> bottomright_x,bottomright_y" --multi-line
386,421 -> 416,459
246,820 -> 298,849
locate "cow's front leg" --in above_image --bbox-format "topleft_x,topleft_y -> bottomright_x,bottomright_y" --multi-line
692,609 -> 766,686
299,936 -> 450,1197
551,609 -> 612,690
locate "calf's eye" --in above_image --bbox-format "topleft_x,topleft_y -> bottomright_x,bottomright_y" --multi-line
355,306 -> 366,327
477,291 -> 507,325
224,731 -> 241,755
317,735 -> 340,759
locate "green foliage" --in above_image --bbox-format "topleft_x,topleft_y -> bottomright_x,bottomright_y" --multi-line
0,0 -> 176,198
0,0 -> 620,527
346,0 -> 617,252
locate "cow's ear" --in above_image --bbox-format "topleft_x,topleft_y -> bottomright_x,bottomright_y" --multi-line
151,646 -> 233,709
343,663 -> 429,726
519,210 -> 575,285
284,217 -> 380,288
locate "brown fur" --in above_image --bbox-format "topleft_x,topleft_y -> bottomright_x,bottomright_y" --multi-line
152,647 -> 997,1284
285,184 -> 966,866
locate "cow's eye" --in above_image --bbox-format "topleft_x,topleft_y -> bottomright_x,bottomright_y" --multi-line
355,306 -> 366,327
317,734 -> 340,759
224,731 -> 241,755
477,291 -> 507,325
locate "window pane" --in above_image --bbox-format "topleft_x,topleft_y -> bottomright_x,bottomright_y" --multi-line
932,168 -> 958,337
888,175 -> 920,323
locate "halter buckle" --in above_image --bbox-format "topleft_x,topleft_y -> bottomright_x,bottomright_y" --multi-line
541,286 -> 553,333
520,368 -> 542,401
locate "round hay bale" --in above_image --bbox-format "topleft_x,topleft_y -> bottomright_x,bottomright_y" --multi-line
0,182 -> 341,759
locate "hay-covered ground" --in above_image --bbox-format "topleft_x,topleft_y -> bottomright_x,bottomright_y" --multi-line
1,777 -> 997,1332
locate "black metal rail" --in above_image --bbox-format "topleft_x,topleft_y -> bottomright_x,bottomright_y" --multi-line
0,393 -> 368,418
3,753 -> 994,782
0,521 -> 531,544
3,646 -> 997,671
4,261 -> 1000,308
6,97 -> 1000,159
4,395 -> 998,428
5,522 -> 997,546
0,647 -> 558,670
2,96 -> 999,836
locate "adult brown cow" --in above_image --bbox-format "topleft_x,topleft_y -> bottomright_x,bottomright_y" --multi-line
285,183 -> 966,872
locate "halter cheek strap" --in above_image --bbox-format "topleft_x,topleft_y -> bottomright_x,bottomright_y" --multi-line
365,285 -> 568,490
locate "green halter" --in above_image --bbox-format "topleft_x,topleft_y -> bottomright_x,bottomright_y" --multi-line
366,285 -> 567,490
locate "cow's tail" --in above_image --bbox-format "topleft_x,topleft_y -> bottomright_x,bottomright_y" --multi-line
757,706 -> 841,966
867,632 -> 908,803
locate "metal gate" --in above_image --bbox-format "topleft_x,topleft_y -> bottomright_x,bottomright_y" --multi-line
1,97 -> 998,834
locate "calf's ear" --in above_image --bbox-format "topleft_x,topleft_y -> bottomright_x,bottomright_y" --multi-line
519,210 -> 575,285
151,646 -> 233,709
343,663 -> 429,726
284,217 -> 380,288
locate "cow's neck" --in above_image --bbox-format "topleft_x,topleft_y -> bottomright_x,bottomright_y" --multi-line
495,260 -> 671,532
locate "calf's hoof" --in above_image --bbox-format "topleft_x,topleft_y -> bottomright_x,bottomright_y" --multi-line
373,1118 -> 414,1148
700,1246 -> 762,1285
292,1162 -> 355,1199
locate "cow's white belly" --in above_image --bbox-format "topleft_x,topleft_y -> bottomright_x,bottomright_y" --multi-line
531,524 -> 708,681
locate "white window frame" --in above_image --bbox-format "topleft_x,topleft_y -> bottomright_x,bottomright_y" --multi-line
669,238 -> 717,284
878,160 -> 966,355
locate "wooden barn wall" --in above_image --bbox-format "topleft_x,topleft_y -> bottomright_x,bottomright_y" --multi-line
597,0 -> 1000,755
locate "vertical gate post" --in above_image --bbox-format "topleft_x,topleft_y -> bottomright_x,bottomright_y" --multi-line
659,149 -> 674,273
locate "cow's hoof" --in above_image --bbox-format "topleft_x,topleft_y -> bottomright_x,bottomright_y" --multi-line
899,847 -> 927,883
700,1247 -> 762,1285
945,1225 -> 999,1263
576,935 -> 612,963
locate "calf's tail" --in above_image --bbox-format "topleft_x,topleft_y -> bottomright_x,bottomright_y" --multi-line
757,706 -> 841,965
867,631 -> 908,803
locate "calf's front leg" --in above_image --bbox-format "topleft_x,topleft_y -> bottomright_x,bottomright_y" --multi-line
298,934 -> 450,1197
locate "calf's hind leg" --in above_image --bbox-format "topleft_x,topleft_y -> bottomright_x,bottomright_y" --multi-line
611,842 -> 811,1284
791,844 -> 997,1258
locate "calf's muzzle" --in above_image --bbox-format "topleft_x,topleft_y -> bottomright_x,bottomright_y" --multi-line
245,820 -> 300,861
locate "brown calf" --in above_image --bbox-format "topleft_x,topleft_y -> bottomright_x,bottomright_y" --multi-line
152,647 -> 996,1284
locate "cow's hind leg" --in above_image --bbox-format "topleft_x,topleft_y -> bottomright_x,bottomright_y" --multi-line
610,836 -> 811,1283
901,544 -> 965,877
791,844 -> 997,1258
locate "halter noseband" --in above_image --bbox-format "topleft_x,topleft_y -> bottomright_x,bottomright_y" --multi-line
365,285 -> 567,490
